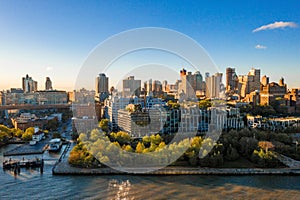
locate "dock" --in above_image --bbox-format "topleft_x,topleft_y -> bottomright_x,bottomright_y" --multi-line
3,158 -> 44,175
3,140 -> 49,156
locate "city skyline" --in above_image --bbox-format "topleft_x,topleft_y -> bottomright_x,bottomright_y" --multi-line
0,1 -> 300,90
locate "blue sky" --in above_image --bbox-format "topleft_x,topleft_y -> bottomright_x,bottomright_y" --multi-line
0,0 -> 299,91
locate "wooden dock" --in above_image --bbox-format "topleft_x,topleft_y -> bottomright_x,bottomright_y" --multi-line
3,158 -> 44,175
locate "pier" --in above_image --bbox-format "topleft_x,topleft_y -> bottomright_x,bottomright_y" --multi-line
3,140 -> 49,156
3,158 -> 44,175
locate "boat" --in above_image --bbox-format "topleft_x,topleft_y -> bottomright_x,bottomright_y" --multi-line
48,138 -> 63,152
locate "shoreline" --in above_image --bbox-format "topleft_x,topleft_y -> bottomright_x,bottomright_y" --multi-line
52,142 -> 300,176
52,161 -> 300,176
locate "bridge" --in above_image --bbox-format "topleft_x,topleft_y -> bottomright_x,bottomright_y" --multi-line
0,104 -> 71,110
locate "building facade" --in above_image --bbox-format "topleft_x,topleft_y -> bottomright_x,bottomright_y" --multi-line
260,78 -> 287,105
122,76 -> 141,97
95,73 -> 109,102
205,72 -> 223,99
238,68 -> 260,98
226,67 -> 238,92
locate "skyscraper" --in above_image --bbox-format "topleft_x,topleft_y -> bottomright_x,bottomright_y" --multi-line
122,76 -> 141,97
226,67 -> 238,92
205,72 -> 223,99
95,73 -> 109,101
22,74 -> 37,93
45,77 -> 53,90
178,68 -> 204,99
238,68 -> 260,98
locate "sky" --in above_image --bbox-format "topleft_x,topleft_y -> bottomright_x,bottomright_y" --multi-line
0,0 -> 299,91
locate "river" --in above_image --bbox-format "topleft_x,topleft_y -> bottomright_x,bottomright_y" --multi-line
1,145 -> 300,200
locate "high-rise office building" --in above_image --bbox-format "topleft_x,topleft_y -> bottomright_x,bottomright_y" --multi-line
178,68 -> 204,99
95,73 -> 109,101
226,67 -> 238,92
22,74 -> 37,93
261,75 -> 269,86
238,68 -> 260,98
144,79 -> 153,94
122,76 -> 141,97
45,77 -> 53,90
205,72 -> 223,99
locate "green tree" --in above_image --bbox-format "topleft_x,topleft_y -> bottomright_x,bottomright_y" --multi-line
99,119 -> 109,132
21,127 -> 35,141
46,118 -> 59,131
199,99 -> 212,109
150,134 -> 162,145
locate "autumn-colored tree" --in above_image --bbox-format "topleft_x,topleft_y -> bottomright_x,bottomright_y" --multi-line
258,141 -> 274,153
123,144 -> 133,152
135,142 -> 145,153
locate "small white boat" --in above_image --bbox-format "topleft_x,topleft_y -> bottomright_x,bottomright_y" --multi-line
48,138 -> 62,152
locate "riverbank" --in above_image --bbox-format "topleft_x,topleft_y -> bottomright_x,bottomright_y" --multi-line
51,141 -> 300,176
53,165 -> 300,176
53,159 -> 300,175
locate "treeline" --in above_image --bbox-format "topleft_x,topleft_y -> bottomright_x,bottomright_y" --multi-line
0,125 -> 49,145
69,127 -> 299,168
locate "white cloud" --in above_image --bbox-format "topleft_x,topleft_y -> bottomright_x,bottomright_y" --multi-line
253,21 -> 298,32
46,66 -> 53,71
255,44 -> 267,49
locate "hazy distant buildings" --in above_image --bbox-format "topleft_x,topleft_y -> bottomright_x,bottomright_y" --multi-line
22,74 -> 38,93
45,77 -> 53,90
1,89 -> 68,106
68,88 -> 95,104
144,79 -> 163,97
122,76 -> 141,97
36,90 -> 68,104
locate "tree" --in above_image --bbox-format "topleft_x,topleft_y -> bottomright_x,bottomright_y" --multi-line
21,127 -> 35,141
15,129 -> 24,138
258,141 -> 274,153
225,145 -> 239,161
142,135 -> 151,146
46,118 -> 59,131
199,99 -> 212,109
238,137 -> 258,157
150,134 -> 162,145
0,131 -> 9,143
123,145 -> 133,152
167,100 -> 180,109
99,119 -> 108,132
136,142 -> 145,153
